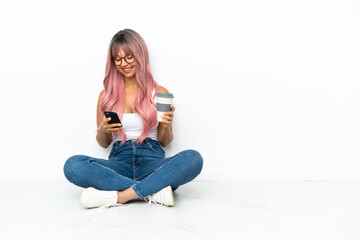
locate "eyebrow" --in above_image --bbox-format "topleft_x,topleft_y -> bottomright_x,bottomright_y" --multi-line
116,53 -> 133,58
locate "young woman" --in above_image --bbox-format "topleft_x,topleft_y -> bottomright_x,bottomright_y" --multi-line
63,29 -> 203,208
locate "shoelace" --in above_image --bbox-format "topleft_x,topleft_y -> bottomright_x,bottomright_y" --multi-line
97,202 -> 123,209
80,203 -> 124,222
144,196 -> 164,207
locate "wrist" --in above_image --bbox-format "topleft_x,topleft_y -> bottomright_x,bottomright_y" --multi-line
97,128 -> 112,139
159,122 -> 172,130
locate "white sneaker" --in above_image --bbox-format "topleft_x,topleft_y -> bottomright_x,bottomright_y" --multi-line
80,187 -> 122,209
144,186 -> 175,207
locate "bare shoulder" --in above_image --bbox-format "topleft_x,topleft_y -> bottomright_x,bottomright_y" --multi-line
99,89 -> 105,98
158,85 -> 169,93
97,89 -> 105,112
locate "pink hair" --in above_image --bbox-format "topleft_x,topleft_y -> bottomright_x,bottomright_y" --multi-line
99,29 -> 159,145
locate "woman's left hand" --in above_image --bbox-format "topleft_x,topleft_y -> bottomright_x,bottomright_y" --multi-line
161,104 -> 175,129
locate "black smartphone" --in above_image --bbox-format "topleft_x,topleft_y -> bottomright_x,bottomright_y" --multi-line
104,111 -> 122,126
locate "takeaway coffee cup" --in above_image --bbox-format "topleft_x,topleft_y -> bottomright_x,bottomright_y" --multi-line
156,92 -> 174,122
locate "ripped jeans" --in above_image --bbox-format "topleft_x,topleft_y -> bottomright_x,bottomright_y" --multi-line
63,138 -> 203,199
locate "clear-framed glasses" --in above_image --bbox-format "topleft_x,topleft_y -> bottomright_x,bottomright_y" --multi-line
113,53 -> 135,65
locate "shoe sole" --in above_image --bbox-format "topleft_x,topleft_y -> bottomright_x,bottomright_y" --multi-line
167,186 -> 175,207
80,187 -> 95,208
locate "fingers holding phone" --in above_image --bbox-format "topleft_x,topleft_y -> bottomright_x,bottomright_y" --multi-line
102,117 -> 123,133
101,112 -> 123,134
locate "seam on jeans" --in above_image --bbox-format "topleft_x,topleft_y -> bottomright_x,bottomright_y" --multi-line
109,143 -> 118,158
143,153 -> 177,184
131,141 -> 136,181
131,184 -> 144,199
68,160 -> 123,188
150,139 -> 165,153
137,153 -> 141,181
146,141 -> 164,155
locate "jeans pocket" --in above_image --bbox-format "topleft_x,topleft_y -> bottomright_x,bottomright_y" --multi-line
109,143 -> 119,158
146,140 -> 165,155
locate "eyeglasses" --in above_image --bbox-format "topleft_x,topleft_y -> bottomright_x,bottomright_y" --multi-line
113,53 -> 135,65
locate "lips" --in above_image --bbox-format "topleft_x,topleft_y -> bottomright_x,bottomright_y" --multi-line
122,67 -> 133,73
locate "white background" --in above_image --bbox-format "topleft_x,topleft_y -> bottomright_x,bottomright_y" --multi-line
0,0 -> 359,181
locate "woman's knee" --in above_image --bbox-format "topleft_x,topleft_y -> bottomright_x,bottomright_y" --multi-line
63,155 -> 84,181
184,149 -> 203,174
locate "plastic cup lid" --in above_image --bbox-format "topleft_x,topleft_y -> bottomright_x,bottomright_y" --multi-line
156,92 -> 174,98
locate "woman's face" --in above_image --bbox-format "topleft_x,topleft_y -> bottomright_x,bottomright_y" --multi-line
114,48 -> 137,79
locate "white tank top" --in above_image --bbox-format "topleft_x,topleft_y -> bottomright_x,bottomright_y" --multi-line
113,88 -> 158,142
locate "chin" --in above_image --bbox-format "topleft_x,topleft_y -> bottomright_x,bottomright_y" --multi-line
123,73 -> 135,78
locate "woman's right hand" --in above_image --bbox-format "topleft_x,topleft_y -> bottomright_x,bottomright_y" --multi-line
99,117 -> 123,134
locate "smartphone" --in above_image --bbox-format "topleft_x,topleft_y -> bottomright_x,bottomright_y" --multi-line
104,111 -> 122,126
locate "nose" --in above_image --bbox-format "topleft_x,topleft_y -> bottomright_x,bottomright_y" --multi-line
120,58 -> 128,67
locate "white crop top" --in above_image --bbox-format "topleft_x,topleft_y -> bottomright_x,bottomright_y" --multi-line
113,88 -> 158,142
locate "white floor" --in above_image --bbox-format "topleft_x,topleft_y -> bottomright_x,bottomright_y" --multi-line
0,181 -> 359,240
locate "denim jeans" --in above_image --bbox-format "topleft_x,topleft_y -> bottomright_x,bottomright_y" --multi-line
63,138 -> 203,199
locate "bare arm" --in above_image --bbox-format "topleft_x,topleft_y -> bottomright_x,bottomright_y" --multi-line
158,122 -> 174,147
96,90 -> 123,148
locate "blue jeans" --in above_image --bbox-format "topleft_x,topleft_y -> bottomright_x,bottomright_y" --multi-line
63,138 -> 203,199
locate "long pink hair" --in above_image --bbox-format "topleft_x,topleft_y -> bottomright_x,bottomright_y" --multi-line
99,29 -> 159,145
